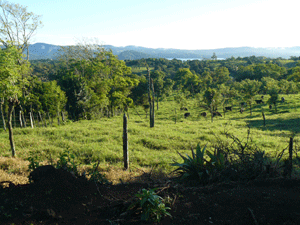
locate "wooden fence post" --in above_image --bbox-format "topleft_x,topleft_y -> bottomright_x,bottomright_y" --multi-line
44,113 -> 47,127
262,111 -> 266,127
21,111 -> 26,128
29,112 -> 34,128
19,111 -> 23,128
57,111 -> 60,125
47,112 -> 52,126
38,112 -> 43,127
36,113 -> 40,127
288,137 -> 293,178
123,113 -> 129,170
61,111 -> 65,122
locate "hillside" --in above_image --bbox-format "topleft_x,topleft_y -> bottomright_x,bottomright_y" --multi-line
25,43 -> 300,60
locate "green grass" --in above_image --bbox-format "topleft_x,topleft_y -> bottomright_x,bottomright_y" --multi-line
1,93 -> 300,175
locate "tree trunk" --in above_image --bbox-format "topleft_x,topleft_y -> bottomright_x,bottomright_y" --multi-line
8,99 -> 19,157
47,112 -> 52,126
147,67 -> 155,128
44,113 -> 47,127
13,109 -> 16,128
57,111 -> 60,125
61,111 -> 65,122
0,102 -> 6,131
123,113 -> 129,170
150,78 -> 155,127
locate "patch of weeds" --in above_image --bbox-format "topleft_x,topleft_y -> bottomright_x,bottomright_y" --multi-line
88,162 -> 110,184
129,188 -> 171,222
27,154 -> 40,172
56,150 -> 79,176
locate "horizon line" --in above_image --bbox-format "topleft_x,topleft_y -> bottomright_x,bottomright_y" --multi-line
29,42 -> 300,51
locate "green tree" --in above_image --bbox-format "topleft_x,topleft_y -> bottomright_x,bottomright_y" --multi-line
239,79 -> 262,116
262,77 -> 280,112
0,1 -> 43,60
174,68 -> 200,95
23,77 -> 67,116
56,42 -> 138,120
219,84 -> 237,116
203,88 -> 222,122
211,67 -> 231,87
0,46 -> 30,156
150,70 -> 165,109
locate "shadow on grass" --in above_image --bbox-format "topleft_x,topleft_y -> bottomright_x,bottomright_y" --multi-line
246,117 -> 300,133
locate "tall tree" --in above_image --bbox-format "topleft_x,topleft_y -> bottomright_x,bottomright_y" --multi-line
239,79 -> 262,116
0,46 -> 30,157
0,1 -> 43,60
56,40 -> 138,120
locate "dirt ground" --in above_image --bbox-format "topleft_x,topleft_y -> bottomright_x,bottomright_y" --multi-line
1,167 -> 300,225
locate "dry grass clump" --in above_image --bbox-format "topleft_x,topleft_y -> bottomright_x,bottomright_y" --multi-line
94,165 -> 170,184
0,157 -> 29,175
0,157 -> 30,187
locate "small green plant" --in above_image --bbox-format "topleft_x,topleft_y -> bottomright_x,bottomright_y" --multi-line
27,155 -> 40,172
56,150 -> 79,176
206,148 -> 226,171
129,188 -> 171,222
171,144 -> 210,183
89,162 -> 110,184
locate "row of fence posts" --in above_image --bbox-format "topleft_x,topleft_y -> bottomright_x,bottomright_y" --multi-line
2,107 -> 297,175
0,110 -> 65,130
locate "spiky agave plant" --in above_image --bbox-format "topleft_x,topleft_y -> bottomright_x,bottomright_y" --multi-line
171,144 -> 210,183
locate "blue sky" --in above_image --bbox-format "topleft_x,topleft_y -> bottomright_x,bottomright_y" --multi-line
8,0 -> 299,49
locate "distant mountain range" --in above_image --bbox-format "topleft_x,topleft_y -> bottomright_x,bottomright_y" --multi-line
25,43 -> 300,60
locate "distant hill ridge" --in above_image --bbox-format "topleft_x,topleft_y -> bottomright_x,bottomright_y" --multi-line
25,42 -> 300,60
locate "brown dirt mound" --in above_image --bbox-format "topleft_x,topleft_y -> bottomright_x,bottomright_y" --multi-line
1,169 -> 300,225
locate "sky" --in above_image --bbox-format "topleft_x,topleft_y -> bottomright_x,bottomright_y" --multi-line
5,0 -> 300,50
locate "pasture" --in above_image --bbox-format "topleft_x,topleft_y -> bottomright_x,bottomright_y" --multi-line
1,93 -> 300,184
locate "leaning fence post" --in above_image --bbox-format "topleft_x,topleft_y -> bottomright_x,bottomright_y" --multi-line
123,113 -> 129,170
288,137 -> 293,178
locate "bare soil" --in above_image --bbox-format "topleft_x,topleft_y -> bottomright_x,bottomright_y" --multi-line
1,168 -> 300,225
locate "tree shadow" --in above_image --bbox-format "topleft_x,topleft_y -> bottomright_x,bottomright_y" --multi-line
246,117 -> 300,133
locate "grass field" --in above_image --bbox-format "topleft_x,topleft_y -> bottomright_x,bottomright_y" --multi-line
1,93 -> 300,184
